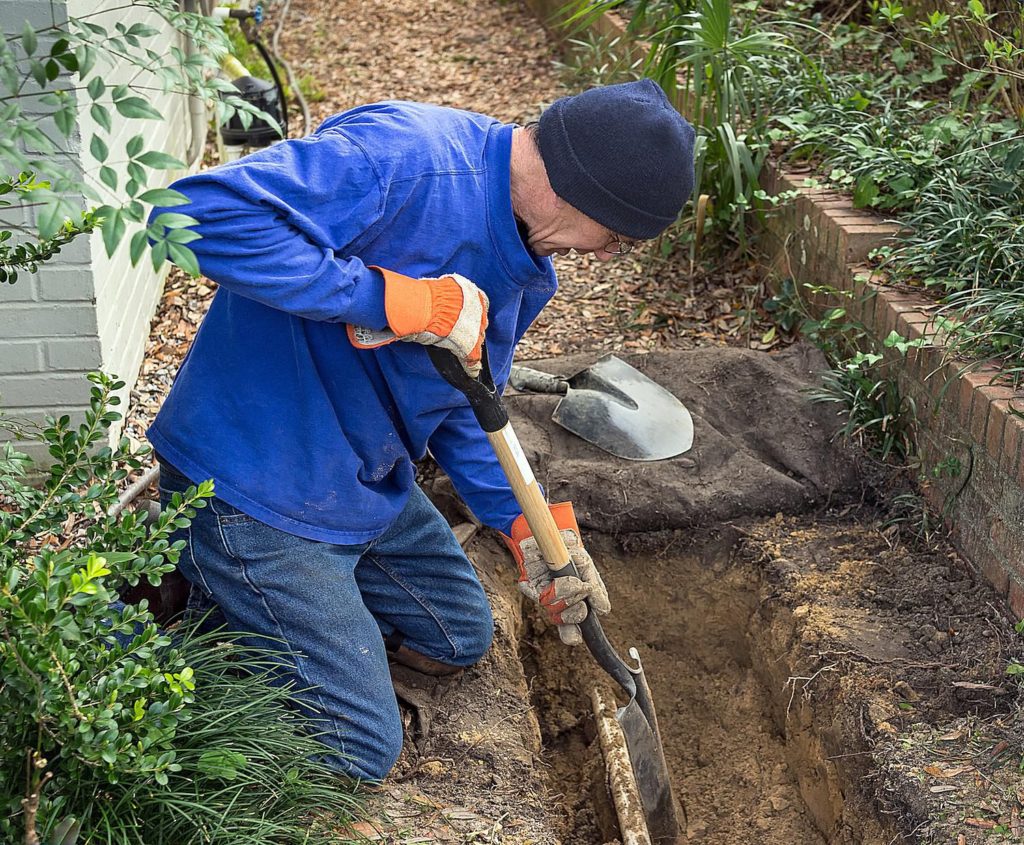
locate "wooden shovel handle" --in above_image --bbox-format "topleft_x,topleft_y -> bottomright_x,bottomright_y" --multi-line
421,344 -> 572,573
487,423 -> 572,574
425,345 -> 641,697
491,417 -> 643,700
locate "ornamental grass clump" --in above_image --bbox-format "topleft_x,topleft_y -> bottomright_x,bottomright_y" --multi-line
1,372 -> 362,845
881,134 -> 1024,291
563,0 -> 823,241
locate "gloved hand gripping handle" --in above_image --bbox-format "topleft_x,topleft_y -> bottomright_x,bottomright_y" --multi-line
427,346 -> 647,706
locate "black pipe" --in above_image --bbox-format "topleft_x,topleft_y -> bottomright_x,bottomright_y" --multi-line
251,36 -> 289,137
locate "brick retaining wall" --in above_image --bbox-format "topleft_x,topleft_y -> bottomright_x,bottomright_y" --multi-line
760,167 -> 1024,619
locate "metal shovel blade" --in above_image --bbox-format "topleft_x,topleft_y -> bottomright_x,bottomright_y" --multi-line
581,619 -> 684,845
508,356 -> 693,461
615,653 -> 685,845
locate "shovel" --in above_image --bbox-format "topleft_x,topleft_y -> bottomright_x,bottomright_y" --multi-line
508,356 -> 693,461
428,345 -> 685,845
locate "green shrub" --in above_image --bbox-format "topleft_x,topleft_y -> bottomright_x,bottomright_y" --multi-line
0,373 -> 361,844
0,1 -> 281,285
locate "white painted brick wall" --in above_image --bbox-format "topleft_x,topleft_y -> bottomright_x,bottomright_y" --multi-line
1,0 -> 198,468
4,1 -> 69,32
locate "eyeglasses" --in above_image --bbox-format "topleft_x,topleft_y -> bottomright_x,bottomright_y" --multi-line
603,233 -> 635,256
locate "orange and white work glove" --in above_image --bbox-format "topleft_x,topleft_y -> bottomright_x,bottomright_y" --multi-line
347,267 -> 489,376
502,502 -> 611,646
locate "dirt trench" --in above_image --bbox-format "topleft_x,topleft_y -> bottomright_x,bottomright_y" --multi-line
369,508 -> 1021,845
358,347 -> 1022,845
521,527 -> 884,845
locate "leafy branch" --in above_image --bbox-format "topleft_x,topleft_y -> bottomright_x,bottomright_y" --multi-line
0,1 -> 279,280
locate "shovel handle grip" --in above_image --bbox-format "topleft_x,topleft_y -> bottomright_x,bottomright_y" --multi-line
508,365 -> 569,395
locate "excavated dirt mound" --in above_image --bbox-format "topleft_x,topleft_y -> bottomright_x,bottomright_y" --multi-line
506,346 -> 862,535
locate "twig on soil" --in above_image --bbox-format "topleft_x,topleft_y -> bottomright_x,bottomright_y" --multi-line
824,750 -> 874,760
890,820 -> 929,844
817,646 -> 944,670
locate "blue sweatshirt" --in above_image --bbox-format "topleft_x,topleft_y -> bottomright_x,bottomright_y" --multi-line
147,102 -> 557,543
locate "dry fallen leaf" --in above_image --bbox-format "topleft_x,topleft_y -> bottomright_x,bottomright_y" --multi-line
444,809 -> 483,821
343,820 -> 385,839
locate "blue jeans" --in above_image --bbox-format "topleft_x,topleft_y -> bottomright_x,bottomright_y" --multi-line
157,459 -> 494,780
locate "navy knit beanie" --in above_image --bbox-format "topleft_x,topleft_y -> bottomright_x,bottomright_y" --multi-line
536,79 -> 696,240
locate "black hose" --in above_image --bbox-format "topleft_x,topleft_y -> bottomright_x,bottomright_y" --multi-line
251,35 -> 289,137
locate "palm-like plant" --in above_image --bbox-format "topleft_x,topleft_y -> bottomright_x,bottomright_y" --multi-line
647,0 -> 818,236
560,0 -> 823,239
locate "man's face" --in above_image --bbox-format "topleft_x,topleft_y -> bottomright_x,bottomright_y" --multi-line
527,204 -> 636,262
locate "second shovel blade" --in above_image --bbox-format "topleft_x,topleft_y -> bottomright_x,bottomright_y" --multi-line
553,355 -> 693,461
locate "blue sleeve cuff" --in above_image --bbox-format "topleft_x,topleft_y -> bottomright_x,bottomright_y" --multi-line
339,266 -> 387,329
